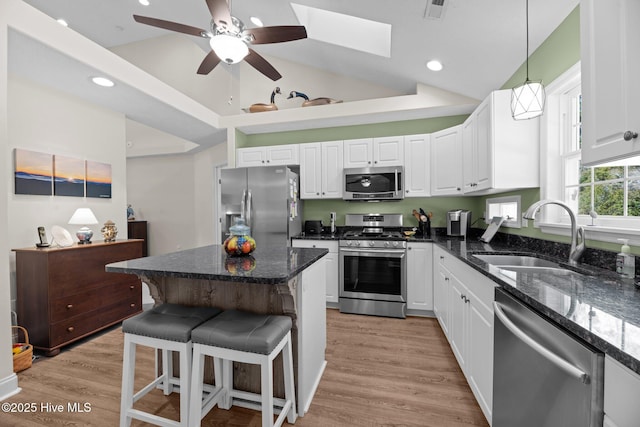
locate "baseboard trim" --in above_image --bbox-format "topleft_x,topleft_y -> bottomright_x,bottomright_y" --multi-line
0,373 -> 21,401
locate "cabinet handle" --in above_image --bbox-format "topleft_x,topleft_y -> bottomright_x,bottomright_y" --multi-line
130,285 -> 135,290
444,277 -> 449,282
130,303 -> 136,308
374,160 -> 378,164
440,256 -> 445,260
312,245 -> 316,248
624,131 -> 638,141
368,161 -> 371,164
322,192 -> 325,195
316,192 -> 320,196
408,247 -> 412,250
266,160 -> 270,163
67,327 -> 74,332
66,304 -> 73,309
261,160 -> 265,163
406,190 -> 409,193
457,187 -> 461,191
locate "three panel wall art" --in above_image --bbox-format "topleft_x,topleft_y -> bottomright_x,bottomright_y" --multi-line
14,148 -> 112,198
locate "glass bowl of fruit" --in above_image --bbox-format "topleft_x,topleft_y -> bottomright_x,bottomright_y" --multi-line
223,218 -> 256,256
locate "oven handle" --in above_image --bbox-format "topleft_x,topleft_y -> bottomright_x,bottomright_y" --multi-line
395,168 -> 399,195
340,248 -> 406,256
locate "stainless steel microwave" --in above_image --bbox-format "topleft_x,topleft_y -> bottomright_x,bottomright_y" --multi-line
343,166 -> 404,201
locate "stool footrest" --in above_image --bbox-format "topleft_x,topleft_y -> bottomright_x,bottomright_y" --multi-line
229,389 -> 289,411
127,408 -> 182,427
133,376 -> 165,404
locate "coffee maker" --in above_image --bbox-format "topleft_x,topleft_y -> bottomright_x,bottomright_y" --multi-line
447,210 -> 472,237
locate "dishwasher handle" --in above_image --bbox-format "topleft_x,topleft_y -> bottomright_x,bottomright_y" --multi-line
493,301 -> 590,384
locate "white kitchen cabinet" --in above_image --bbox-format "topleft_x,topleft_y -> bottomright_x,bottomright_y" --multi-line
343,137 -> 403,168
430,125 -> 463,196
406,242 -> 433,313
432,245 -> 495,424
236,145 -> 299,167
461,90 -> 539,194
299,141 -> 343,199
581,0 -> 640,166
292,239 -> 339,305
603,356 -> 640,427
403,134 -> 431,198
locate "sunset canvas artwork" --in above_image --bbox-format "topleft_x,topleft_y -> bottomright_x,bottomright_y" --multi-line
53,155 -> 85,197
14,149 -> 53,195
86,160 -> 112,198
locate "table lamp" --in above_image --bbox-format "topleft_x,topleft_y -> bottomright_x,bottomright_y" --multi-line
68,208 -> 99,244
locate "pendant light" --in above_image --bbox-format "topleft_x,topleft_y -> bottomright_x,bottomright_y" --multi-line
511,0 -> 545,120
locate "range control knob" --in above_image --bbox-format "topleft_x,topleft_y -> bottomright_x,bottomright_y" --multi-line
392,241 -> 399,247
369,241 -> 375,247
384,241 -> 390,247
354,240 -> 361,247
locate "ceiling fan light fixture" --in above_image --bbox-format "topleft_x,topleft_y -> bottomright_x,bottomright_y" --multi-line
209,34 -> 249,64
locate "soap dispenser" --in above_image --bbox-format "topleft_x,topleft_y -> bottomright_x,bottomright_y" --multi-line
616,239 -> 635,278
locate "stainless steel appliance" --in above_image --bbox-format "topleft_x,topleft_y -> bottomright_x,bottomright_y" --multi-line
446,209 -> 471,236
219,166 -> 301,247
339,213 -> 407,318
493,288 -> 604,427
343,166 -> 404,201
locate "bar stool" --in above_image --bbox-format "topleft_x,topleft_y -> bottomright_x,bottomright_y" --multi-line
120,303 -> 222,427
188,309 -> 297,427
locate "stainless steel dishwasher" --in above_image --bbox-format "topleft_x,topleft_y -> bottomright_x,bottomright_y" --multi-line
492,288 -> 604,427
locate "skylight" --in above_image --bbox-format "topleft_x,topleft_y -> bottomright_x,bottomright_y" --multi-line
291,3 -> 391,58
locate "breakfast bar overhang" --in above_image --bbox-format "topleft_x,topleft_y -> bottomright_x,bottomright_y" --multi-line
106,244 -> 328,417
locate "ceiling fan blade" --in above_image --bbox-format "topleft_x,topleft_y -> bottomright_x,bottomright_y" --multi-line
133,15 -> 208,38
197,50 -> 222,75
206,0 -> 231,25
245,49 -> 282,81
244,26 -> 307,45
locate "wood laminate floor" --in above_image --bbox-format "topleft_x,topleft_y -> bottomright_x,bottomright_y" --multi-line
1,309 -> 488,426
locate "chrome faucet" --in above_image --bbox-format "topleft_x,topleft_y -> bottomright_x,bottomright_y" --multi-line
523,200 -> 586,266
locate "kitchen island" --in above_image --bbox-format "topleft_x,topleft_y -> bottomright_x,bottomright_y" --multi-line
106,244 -> 328,417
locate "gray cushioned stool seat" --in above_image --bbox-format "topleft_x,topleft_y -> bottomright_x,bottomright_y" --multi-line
122,303 -> 222,343
191,310 -> 292,355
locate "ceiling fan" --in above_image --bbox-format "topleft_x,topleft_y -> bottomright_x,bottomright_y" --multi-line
133,0 -> 307,81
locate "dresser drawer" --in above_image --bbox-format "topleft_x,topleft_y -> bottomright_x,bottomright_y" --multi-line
50,280 -> 141,323
49,296 -> 141,348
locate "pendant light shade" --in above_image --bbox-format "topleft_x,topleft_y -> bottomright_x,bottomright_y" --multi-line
511,0 -> 545,120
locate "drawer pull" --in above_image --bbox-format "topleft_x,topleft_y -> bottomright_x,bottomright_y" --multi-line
130,303 -> 136,308
66,304 -> 73,309
130,285 -> 135,290
67,327 -> 74,332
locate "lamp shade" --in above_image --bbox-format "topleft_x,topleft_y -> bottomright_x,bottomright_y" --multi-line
511,80 -> 546,120
68,208 -> 98,225
209,35 -> 249,64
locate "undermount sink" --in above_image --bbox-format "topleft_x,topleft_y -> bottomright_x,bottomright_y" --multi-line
472,254 -> 560,268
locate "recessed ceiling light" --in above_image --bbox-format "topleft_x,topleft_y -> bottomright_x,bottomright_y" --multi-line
426,60 -> 443,71
91,76 -> 115,87
138,0 -> 150,5
56,18 -> 68,27
250,16 -> 264,27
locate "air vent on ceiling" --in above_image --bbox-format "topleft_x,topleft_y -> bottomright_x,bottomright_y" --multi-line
424,0 -> 448,20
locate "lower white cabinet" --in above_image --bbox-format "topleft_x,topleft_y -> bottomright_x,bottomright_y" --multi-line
406,242 -> 433,313
291,239 -> 339,304
433,245 -> 495,424
604,356 -> 640,427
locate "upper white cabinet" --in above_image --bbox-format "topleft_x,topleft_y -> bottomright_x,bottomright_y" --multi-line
343,137 -> 404,168
406,242 -> 433,313
403,134 -> 431,198
461,90 -> 539,194
299,141 -> 343,199
236,145 -> 299,167
431,125 -> 463,196
581,0 -> 640,166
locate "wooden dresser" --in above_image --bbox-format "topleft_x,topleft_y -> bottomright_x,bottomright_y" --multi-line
13,239 -> 143,356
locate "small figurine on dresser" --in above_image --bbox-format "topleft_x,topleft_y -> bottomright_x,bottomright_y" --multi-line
127,204 -> 135,221
101,220 -> 118,242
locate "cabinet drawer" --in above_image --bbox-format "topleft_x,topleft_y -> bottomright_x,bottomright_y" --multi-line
49,297 -> 141,347
292,239 -> 338,252
50,280 -> 141,323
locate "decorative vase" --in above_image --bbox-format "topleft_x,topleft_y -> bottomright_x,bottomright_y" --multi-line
100,220 -> 118,242
223,218 -> 256,256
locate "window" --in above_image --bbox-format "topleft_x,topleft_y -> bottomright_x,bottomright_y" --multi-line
541,63 -> 640,243
485,196 -> 521,228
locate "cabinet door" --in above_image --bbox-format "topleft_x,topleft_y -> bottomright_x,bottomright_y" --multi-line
291,239 -> 339,304
404,134 -> 431,197
373,136 -> 404,166
406,242 -> 433,311
267,145 -> 299,165
321,141 -> 343,198
474,100 -> 492,191
343,138 -> 373,168
462,116 -> 476,193
581,0 -> 640,165
299,143 -> 322,199
431,125 -> 463,196
433,263 -> 451,336
448,273 -> 467,370
236,147 -> 267,167
467,295 -> 494,423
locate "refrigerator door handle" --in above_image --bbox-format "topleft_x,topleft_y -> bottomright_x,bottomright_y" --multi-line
493,301 -> 590,384
246,189 -> 252,229
241,189 -> 247,221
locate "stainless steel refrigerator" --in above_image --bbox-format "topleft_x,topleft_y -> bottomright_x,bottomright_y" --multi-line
220,166 -> 302,247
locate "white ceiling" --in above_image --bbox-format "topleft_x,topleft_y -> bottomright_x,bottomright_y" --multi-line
12,0 -> 579,153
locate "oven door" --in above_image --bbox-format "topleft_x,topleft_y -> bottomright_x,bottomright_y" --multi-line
339,247 -> 406,302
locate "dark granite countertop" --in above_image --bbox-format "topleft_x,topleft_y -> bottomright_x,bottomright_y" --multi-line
106,244 -> 328,284
433,236 -> 640,375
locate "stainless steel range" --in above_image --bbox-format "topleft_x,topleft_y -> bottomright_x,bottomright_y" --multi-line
339,213 -> 407,318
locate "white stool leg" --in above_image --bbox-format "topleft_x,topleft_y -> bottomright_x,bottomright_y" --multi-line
261,357 -> 274,427
282,333 -> 297,424
189,344 -> 205,427
120,334 -> 136,427
162,349 -> 172,395
179,343 -> 192,427
221,359 -> 233,409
